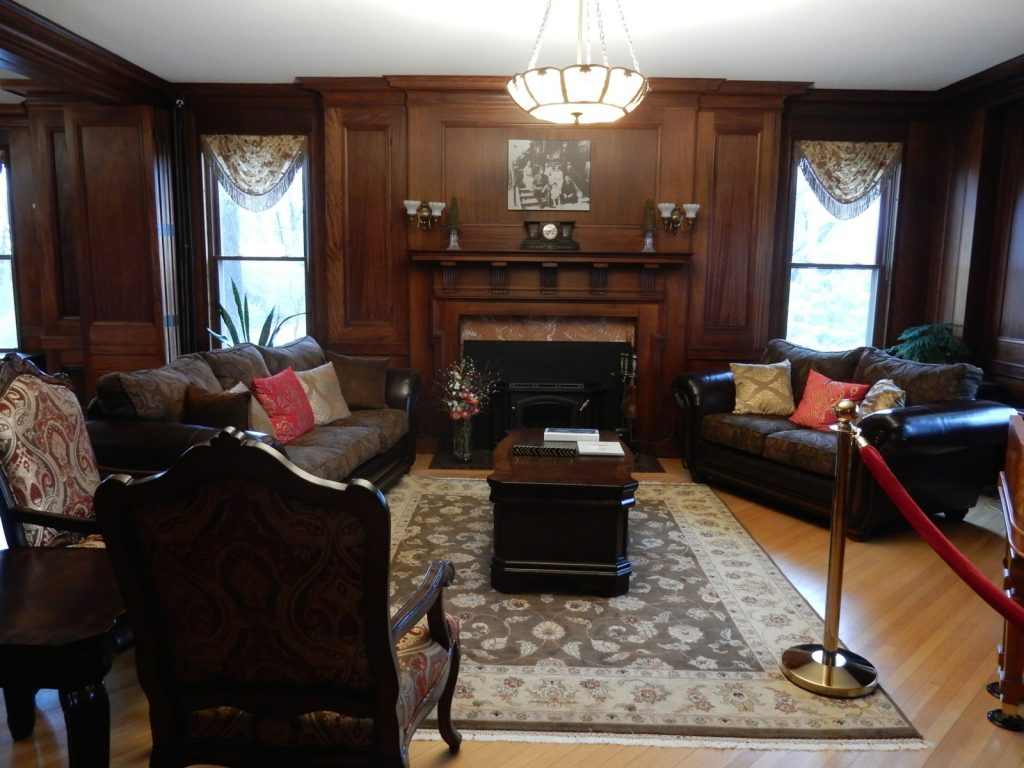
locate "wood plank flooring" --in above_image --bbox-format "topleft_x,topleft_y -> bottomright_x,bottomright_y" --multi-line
3,457 -> 1022,767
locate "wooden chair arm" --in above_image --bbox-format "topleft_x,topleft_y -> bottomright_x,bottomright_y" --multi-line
7,506 -> 101,535
390,559 -> 456,649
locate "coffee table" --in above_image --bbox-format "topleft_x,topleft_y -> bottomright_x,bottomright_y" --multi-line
487,428 -> 638,596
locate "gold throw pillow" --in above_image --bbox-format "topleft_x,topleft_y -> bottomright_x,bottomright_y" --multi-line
731,359 -> 796,416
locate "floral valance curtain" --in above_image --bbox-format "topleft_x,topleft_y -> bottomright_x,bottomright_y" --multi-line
201,134 -> 306,212
795,140 -> 902,220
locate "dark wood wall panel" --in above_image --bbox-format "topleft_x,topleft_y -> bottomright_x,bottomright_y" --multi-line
77,124 -> 155,322
64,105 -> 169,392
319,99 -> 408,356
688,109 -> 780,368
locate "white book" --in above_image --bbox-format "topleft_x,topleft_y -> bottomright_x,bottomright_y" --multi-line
544,427 -> 600,442
576,440 -> 625,457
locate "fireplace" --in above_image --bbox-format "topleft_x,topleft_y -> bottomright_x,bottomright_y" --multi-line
463,340 -> 631,446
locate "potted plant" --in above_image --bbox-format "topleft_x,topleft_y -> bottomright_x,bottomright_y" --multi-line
208,278 -> 304,347
885,323 -> 971,363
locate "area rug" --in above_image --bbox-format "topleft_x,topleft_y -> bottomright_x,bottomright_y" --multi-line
387,476 -> 925,750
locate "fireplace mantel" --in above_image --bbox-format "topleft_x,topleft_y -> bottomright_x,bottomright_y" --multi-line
409,248 -> 690,456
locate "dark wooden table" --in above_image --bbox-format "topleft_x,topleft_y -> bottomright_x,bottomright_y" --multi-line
487,428 -> 638,596
0,547 -> 129,768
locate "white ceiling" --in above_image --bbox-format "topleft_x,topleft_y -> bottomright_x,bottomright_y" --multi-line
10,0 -> 1024,92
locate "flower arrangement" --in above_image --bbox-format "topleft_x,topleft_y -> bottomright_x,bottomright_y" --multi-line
438,356 -> 498,421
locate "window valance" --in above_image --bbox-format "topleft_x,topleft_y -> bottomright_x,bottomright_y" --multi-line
795,141 -> 902,220
201,135 -> 306,212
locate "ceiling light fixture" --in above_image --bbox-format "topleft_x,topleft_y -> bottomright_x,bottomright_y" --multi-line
506,0 -> 650,126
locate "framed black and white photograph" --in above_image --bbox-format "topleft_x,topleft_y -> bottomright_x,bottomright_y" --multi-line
508,139 -> 591,211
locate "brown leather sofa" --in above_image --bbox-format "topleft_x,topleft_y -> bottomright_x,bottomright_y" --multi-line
672,339 -> 1017,539
85,336 -> 419,491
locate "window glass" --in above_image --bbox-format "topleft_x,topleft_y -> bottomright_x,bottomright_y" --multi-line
785,156 -> 895,352
207,149 -> 307,347
0,163 -> 18,350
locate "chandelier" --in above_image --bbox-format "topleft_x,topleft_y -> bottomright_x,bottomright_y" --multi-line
506,0 -> 650,126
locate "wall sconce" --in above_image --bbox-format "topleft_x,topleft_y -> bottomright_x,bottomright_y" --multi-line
403,200 -> 445,230
656,202 -> 700,233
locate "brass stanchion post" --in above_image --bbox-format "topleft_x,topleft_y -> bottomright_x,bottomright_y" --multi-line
781,399 -> 879,698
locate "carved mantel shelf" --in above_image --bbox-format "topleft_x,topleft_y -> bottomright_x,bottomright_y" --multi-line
410,249 -> 690,299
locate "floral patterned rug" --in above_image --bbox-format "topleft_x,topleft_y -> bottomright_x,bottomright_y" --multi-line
386,476 -> 924,749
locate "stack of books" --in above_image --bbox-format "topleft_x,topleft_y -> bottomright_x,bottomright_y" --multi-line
508,427 -> 625,458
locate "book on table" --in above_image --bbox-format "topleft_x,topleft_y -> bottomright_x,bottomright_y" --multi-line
543,427 -> 600,442
576,440 -> 625,457
511,441 -> 578,458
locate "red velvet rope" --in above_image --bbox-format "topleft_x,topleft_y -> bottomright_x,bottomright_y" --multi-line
858,443 -> 1024,629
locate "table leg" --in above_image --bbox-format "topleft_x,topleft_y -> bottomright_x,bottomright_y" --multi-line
3,685 -> 37,739
60,682 -> 110,768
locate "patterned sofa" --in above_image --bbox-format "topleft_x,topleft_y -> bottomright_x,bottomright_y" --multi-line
86,336 -> 419,490
672,339 -> 1017,539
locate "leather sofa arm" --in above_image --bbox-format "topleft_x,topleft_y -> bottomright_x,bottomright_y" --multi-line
671,371 -> 736,468
385,367 -> 420,415
857,399 -> 1018,457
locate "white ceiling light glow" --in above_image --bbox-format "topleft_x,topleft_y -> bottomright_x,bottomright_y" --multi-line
506,0 -> 650,126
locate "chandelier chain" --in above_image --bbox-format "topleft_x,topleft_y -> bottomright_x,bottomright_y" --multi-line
594,0 -> 610,67
527,0 -> 556,70
615,0 -> 643,73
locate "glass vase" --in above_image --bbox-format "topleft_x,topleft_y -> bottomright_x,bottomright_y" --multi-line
452,419 -> 473,462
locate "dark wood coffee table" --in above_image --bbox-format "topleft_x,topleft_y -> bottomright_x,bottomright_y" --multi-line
487,428 -> 638,596
0,547 -> 130,768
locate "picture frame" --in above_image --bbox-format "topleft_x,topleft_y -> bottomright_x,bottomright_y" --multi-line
508,139 -> 591,211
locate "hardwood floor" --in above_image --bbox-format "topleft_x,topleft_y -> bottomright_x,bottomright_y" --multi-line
3,457 -> 1022,767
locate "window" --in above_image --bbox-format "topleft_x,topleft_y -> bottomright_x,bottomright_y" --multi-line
202,135 -> 308,347
0,155 -> 18,350
784,141 -> 901,351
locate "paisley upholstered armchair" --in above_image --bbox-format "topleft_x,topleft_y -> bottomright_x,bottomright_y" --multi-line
96,427 -> 461,768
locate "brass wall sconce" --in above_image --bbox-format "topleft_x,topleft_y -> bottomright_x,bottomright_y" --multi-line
657,202 -> 700,233
403,200 -> 445,230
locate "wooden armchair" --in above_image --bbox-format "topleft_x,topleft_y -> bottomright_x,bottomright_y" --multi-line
95,427 -> 462,768
0,353 -> 104,548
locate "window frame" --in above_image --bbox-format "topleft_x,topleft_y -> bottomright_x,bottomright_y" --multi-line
783,148 -> 901,350
200,137 -> 311,347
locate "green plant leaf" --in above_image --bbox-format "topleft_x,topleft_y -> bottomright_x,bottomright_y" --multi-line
257,308 -> 276,347
267,312 -> 304,346
216,304 -> 241,345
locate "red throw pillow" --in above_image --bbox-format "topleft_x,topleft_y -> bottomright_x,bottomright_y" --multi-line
789,369 -> 870,430
250,368 -> 315,444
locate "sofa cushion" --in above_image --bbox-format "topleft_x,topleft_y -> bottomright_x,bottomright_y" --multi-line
327,353 -> 390,410
856,378 -> 905,422
185,385 -> 251,430
760,339 -> 865,402
251,368 -> 316,444
296,362 -> 351,426
762,429 -> 838,476
199,344 -> 271,388
282,425 -> 381,481
337,408 -> 409,453
701,412 -> 797,456
853,346 -> 983,405
119,355 -> 221,422
94,373 -> 139,419
789,369 -> 870,430
730,360 -> 795,416
259,336 -> 325,375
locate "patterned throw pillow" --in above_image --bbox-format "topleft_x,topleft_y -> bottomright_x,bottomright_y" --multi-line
295,362 -> 351,426
731,359 -> 796,416
228,382 -> 277,438
0,375 -> 100,546
250,368 -> 316,444
856,378 -> 906,422
789,369 -> 871,430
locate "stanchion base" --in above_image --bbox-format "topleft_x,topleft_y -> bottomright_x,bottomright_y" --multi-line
987,681 -> 1002,699
781,644 -> 878,698
987,708 -> 1024,731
